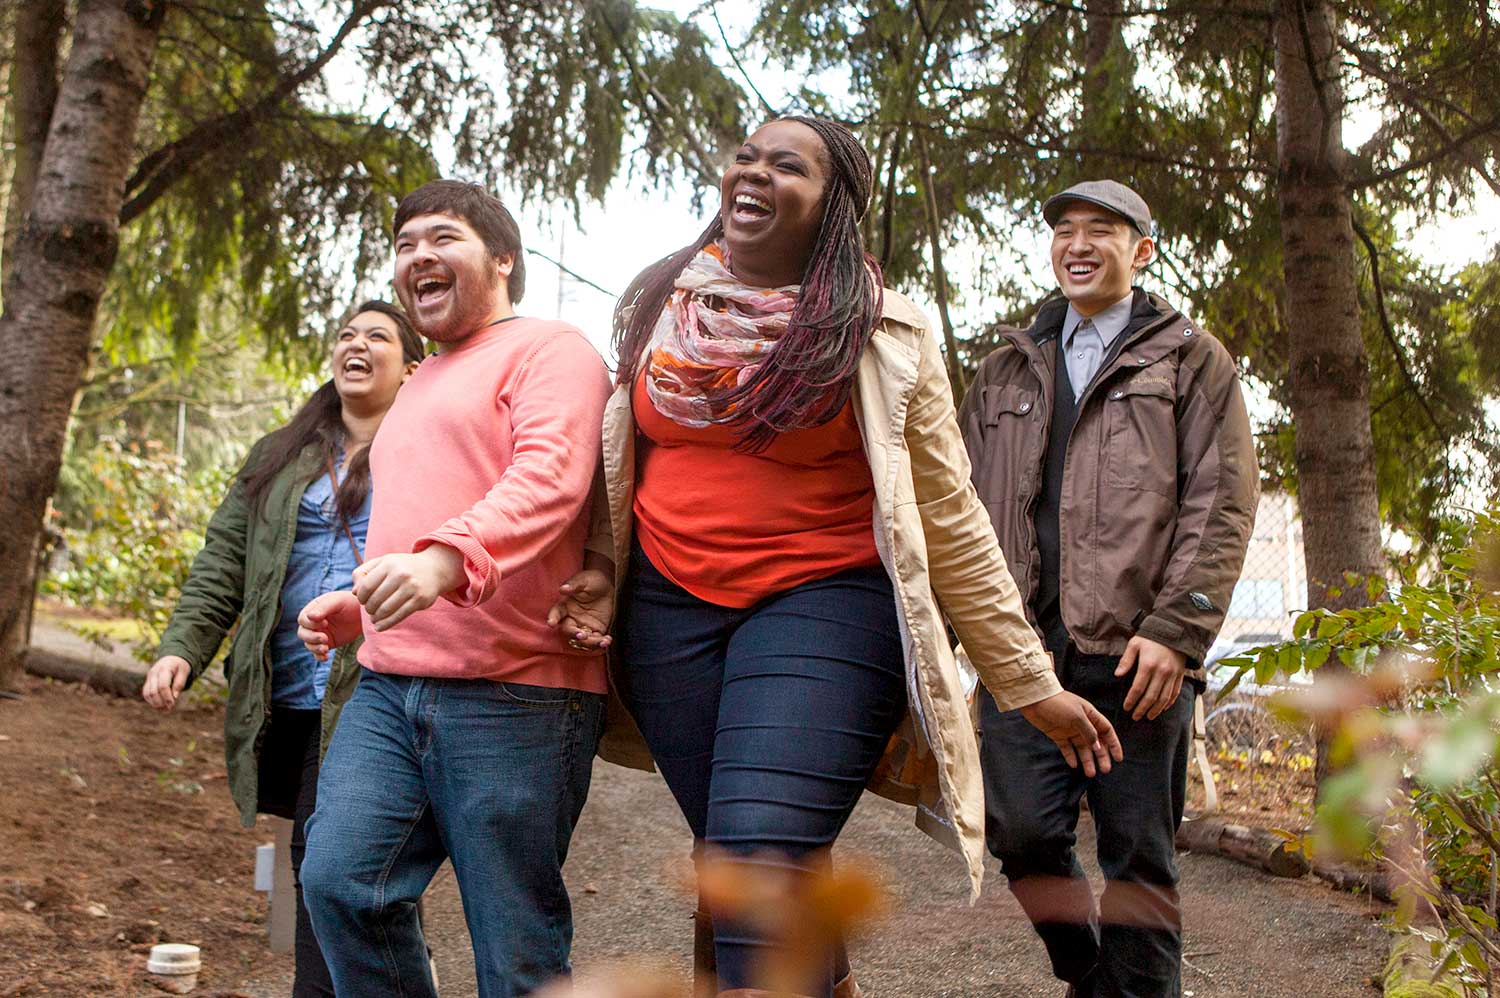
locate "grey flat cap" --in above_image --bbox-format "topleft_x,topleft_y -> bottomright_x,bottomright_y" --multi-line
1042,180 -> 1152,236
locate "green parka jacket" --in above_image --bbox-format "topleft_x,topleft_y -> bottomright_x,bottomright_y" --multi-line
157,439 -> 362,827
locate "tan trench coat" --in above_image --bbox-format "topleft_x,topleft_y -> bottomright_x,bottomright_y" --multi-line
594,289 -> 1062,897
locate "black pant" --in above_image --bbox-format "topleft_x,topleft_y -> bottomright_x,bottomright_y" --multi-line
979,633 -> 1195,998
257,706 -> 335,998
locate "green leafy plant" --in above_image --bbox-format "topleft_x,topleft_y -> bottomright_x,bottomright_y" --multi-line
1220,512 -> 1500,990
43,435 -> 235,661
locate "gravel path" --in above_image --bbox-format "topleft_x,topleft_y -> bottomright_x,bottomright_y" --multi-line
242,760 -> 1386,997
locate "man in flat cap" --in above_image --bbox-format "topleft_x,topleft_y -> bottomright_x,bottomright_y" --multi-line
958,180 -> 1258,997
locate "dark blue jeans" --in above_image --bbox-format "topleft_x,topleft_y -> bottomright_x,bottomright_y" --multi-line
618,549 -> 907,998
980,636 -> 1195,998
300,670 -> 603,998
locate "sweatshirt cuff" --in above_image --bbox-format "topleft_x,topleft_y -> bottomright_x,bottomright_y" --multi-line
413,533 -> 497,608
985,652 -> 1063,712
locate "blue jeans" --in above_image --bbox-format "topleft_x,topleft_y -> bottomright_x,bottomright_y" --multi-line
618,548 -> 907,998
301,670 -> 603,998
980,634 -> 1195,998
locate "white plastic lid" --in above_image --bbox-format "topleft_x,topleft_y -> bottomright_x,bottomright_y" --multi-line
146,943 -> 202,975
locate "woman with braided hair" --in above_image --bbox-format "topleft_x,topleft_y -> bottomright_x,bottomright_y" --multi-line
553,117 -> 1122,998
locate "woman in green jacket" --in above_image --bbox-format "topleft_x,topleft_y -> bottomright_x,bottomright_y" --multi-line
143,300 -> 423,997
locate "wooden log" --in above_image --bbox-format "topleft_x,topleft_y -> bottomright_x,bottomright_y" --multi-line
1311,862 -> 1395,903
1175,817 -> 1311,878
22,646 -> 144,699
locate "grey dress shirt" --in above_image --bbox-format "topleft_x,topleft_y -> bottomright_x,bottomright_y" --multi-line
1060,292 -> 1135,400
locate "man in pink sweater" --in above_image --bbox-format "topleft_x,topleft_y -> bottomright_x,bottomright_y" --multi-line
296,180 -> 611,998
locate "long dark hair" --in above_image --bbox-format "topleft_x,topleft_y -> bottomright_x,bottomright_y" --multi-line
613,115 -> 884,450
240,301 -> 424,521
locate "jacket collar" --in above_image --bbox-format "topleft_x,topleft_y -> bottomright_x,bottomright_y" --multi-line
1009,288 -> 1181,352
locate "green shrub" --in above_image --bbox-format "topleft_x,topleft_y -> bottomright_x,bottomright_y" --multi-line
1221,511 -> 1500,991
44,436 -> 236,660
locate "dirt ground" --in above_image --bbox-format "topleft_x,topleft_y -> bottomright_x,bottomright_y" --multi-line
2,671 -> 1385,997
0,673 -> 279,996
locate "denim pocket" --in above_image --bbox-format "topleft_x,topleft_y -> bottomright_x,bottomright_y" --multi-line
496,681 -> 576,709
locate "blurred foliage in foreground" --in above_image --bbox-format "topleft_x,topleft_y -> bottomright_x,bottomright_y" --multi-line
1221,510 -> 1500,989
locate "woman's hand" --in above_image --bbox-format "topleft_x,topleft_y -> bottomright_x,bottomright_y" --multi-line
142,655 -> 192,711
548,562 -> 616,652
1019,691 -> 1124,777
298,591 -> 364,661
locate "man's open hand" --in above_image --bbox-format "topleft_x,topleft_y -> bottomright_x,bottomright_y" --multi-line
1019,690 -> 1124,776
1115,635 -> 1187,721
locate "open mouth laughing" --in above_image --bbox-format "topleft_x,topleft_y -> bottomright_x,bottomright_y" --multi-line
730,188 -> 774,225
413,273 -> 452,307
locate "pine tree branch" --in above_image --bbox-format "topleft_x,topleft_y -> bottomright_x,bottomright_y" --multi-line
1341,41 -> 1500,199
1352,111 -> 1500,192
1351,217 -> 1446,439
707,4 -> 779,117
118,0 -> 388,226
592,5 -> 721,187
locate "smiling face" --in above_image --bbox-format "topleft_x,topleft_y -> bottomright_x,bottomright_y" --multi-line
331,310 -> 416,413
393,212 -> 514,343
719,119 -> 831,288
1049,202 -> 1155,315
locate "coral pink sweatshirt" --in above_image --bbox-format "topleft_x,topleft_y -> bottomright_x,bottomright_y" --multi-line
357,316 -> 611,693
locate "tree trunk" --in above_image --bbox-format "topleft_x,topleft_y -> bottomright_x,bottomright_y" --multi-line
1273,0 -> 1383,793
0,0 -> 166,692
2,0 -> 67,297
1080,0 -> 1123,147
1273,0 -> 1383,613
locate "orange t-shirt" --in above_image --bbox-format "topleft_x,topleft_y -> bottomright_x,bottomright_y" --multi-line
632,372 -> 880,608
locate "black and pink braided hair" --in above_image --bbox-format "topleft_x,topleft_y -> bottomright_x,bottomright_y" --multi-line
613,115 -> 885,451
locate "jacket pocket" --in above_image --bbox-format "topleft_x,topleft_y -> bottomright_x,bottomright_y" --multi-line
1103,376 -> 1178,496
983,385 -> 1039,425
975,385 -> 1041,505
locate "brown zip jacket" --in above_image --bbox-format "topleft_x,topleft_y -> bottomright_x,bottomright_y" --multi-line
957,289 -> 1258,679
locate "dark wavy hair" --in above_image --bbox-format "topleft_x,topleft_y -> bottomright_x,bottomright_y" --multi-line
240,300 -> 425,522
613,115 -> 883,450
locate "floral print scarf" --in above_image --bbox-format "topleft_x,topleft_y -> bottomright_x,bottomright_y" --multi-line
642,241 -> 799,427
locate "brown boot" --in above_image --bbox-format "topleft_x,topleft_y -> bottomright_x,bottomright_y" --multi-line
834,973 -> 864,998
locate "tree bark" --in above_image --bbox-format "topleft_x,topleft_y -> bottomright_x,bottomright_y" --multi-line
0,0 -> 166,692
1273,0 -> 1383,614
1273,0 -> 1383,794
1080,0 -> 1123,147
1,0 -> 67,296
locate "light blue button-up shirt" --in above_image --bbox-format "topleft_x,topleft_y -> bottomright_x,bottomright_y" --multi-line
1060,292 -> 1135,399
268,453 -> 370,708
